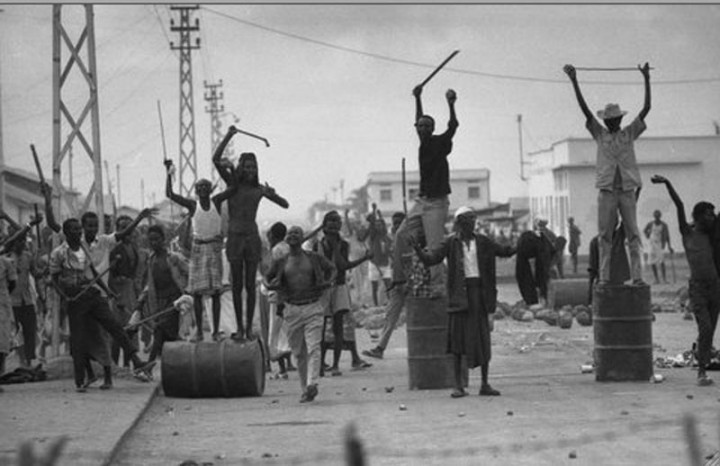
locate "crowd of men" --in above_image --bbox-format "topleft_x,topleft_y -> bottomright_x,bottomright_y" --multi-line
2,60 -> 720,403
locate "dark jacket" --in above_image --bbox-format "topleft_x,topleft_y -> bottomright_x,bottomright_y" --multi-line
417,232 -> 515,313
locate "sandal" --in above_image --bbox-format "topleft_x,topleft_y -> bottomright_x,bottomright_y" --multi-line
479,385 -> 501,396
351,360 -> 373,370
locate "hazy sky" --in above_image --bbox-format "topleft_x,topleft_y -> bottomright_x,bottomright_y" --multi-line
2,3 -> 720,226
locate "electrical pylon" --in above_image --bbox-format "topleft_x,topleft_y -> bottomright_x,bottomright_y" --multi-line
51,4 -> 104,219
204,79 -> 223,183
170,5 -> 200,197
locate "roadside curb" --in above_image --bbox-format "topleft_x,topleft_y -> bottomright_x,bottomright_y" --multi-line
103,381 -> 161,466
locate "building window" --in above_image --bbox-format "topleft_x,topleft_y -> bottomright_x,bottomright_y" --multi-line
554,170 -> 569,191
380,189 -> 392,202
468,186 -> 480,199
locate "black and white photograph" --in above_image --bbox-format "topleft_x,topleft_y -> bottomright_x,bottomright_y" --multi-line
1,2 -> 720,465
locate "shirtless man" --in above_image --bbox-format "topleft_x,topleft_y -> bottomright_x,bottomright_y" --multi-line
265,226 -> 335,403
213,126 -> 289,340
652,175 -> 718,386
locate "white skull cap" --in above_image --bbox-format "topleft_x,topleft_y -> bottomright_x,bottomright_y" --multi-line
454,206 -> 474,219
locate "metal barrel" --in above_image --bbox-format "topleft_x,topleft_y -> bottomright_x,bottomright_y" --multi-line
548,278 -> 590,309
161,339 -> 265,398
406,296 -> 467,390
593,284 -> 653,382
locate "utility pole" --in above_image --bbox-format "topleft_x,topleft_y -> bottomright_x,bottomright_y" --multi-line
104,159 -> 116,226
116,163 -> 121,207
52,4 -> 104,220
339,179 -> 345,206
170,5 -> 200,197
220,111 -> 240,164
518,114 -> 529,181
68,145 -> 73,191
204,79 -> 224,183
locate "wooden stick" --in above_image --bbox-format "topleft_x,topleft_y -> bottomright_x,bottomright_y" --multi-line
235,128 -> 270,148
157,100 -> 169,162
419,50 -> 460,88
124,304 -> 178,330
574,66 -> 655,71
401,157 -> 407,215
30,144 -> 46,184
33,204 -> 42,255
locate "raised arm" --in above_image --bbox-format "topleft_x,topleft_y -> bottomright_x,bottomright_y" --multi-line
261,182 -> 289,209
115,208 -> 156,242
638,62 -> 651,122
446,89 -> 458,133
563,65 -> 595,125
413,85 -> 424,124
343,209 -> 356,238
0,208 -> 21,232
165,161 -> 196,213
651,175 -> 688,233
39,182 -> 61,233
212,126 -> 238,184
1,214 -> 43,254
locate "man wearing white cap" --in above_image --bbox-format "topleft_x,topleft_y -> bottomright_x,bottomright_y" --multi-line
563,63 -> 652,286
412,206 -> 515,397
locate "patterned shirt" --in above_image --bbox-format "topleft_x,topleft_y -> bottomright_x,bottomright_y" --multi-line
83,233 -> 118,287
588,117 -> 646,191
49,242 -> 102,296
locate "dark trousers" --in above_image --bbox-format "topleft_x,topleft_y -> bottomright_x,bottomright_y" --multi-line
12,305 -> 37,362
516,254 -> 539,305
149,312 -> 180,362
112,329 -> 138,367
690,278 -> 720,369
67,290 -> 137,387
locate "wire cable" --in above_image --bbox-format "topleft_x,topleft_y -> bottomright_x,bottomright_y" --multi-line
200,6 -> 720,87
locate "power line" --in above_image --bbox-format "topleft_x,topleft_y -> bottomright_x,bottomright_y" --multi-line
200,6 -> 720,87
151,5 -> 177,58
198,8 -> 214,84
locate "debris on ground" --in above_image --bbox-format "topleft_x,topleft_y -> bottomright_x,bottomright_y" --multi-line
654,352 -> 692,368
650,374 -> 665,383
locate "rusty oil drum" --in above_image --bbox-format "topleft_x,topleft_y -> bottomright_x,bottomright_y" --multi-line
406,296 -> 467,390
161,338 -> 265,398
592,284 -> 653,381
548,278 -> 590,310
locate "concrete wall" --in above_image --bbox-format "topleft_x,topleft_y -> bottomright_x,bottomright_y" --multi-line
367,168 -> 491,216
527,135 -> 720,253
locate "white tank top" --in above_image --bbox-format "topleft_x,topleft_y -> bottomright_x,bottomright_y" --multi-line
193,204 -> 223,240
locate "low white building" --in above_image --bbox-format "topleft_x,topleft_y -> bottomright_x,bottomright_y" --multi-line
526,134 -> 720,253
366,168 -> 491,217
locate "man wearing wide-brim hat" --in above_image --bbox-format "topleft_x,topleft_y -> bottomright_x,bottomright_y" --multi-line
562,63 -> 652,287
